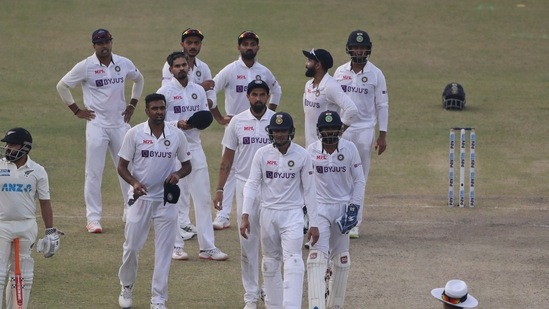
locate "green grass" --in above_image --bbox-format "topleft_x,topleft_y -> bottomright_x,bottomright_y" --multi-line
1,0 -> 548,308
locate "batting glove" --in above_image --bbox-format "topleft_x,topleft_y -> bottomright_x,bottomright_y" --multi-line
36,227 -> 62,258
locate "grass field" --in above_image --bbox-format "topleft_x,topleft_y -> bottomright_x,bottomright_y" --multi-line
1,0 -> 548,308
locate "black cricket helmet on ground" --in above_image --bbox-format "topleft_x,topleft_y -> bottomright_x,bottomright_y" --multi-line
442,82 -> 466,110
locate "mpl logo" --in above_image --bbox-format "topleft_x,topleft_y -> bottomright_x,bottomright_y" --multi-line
266,160 -> 277,166
173,95 -> 183,100
244,126 -> 254,131
143,140 -> 153,144
316,155 -> 327,160
236,75 -> 246,80
95,69 -> 105,74
342,75 -> 352,80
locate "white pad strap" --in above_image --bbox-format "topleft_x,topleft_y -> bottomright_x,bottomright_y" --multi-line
307,250 -> 327,309
327,252 -> 351,308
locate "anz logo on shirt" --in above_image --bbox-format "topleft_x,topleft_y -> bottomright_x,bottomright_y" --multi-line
95,77 -> 124,87
265,171 -> 296,179
1,183 -> 32,192
141,150 -> 173,158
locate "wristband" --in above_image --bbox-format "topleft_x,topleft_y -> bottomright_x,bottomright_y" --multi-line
128,104 -> 136,109
45,227 -> 57,235
216,189 -> 224,193
74,108 -> 80,115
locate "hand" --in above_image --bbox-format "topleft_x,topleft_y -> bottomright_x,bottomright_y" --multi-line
177,119 -> 192,130
213,191 -> 223,211
306,227 -> 319,247
76,108 -> 96,121
201,80 -> 215,91
122,105 -> 135,123
36,227 -> 62,258
132,183 -> 148,197
375,134 -> 387,155
240,215 -> 250,239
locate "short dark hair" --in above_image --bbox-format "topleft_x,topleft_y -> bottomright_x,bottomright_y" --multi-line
145,93 -> 166,108
167,51 -> 189,67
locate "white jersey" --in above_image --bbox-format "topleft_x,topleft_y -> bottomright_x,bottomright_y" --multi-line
307,139 -> 365,205
213,57 -> 282,116
242,142 -> 318,226
60,53 -> 142,128
0,157 -> 50,220
161,57 -> 216,105
334,61 -> 389,131
222,108 -> 275,182
157,78 -> 209,148
303,73 -> 358,146
118,121 -> 191,201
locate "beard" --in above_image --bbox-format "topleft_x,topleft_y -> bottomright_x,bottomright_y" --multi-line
241,50 -> 256,60
176,71 -> 188,81
305,67 -> 316,77
251,102 -> 266,113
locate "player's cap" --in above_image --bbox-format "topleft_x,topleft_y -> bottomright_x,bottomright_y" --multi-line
187,110 -> 213,130
247,80 -> 270,95
1,127 -> 32,146
238,31 -> 259,45
164,182 -> 181,205
302,48 -> 333,70
347,29 -> 372,47
317,110 -> 343,129
91,28 -> 113,44
181,28 -> 204,42
431,280 -> 478,308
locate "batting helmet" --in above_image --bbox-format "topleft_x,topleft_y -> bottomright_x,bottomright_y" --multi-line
267,112 -> 295,146
1,127 -> 33,161
181,28 -> 204,42
346,30 -> 372,64
187,110 -> 213,130
442,83 -> 466,110
316,110 -> 343,145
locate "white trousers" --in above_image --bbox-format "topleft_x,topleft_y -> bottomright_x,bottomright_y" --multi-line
342,127 -> 375,225
235,179 -> 261,303
85,122 -> 131,222
174,148 -> 216,251
310,203 -> 350,258
118,199 -> 177,305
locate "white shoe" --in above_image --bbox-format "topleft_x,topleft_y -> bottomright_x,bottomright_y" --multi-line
213,216 -> 231,230
179,225 -> 196,241
172,247 -> 189,260
243,301 -> 257,309
349,226 -> 359,239
87,221 -> 102,233
118,285 -> 133,308
198,248 -> 228,261
150,303 -> 166,309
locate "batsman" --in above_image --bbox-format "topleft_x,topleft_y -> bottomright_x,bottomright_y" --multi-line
0,128 -> 61,308
306,111 -> 365,309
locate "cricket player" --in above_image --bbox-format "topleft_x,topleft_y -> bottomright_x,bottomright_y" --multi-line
334,30 -> 389,238
117,93 -> 192,309
212,30 -> 282,230
306,111 -> 365,309
0,127 -> 61,309
56,28 -> 144,233
157,51 -> 228,261
213,80 -> 275,309
160,27 -> 217,241
302,48 -> 357,147
240,112 -> 318,309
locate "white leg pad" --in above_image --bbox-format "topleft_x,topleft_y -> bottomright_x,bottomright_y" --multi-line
262,257 -> 283,308
6,256 -> 33,309
283,254 -> 305,309
307,250 -> 327,309
326,252 -> 350,309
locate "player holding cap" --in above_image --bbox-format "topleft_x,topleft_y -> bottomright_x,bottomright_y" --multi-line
211,30 -> 282,231
56,28 -> 144,233
240,112 -> 318,309
0,127 -> 62,309
302,48 -> 357,147
213,80 -> 275,309
158,51 -> 228,261
334,30 -> 389,238
117,93 -> 192,309
306,111 -> 365,309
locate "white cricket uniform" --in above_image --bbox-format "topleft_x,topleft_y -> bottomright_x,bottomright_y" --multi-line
303,73 -> 358,147
334,61 -> 388,225
161,57 -> 216,230
243,142 -> 317,309
118,121 -> 190,305
0,157 -> 49,308
213,57 -> 282,221
157,78 -> 217,251
307,139 -> 365,257
222,108 -> 275,303
59,53 -> 143,222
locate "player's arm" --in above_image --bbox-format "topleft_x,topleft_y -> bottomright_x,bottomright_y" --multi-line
213,147 -> 235,210
349,145 -> 366,205
118,157 -> 147,197
167,159 -> 192,185
56,63 -> 96,120
123,70 -> 144,123
241,150 -> 263,239
267,71 -> 282,111
38,199 -> 54,229
328,82 -> 358,131
375,72 -> 389,155
301,154 -> 319,245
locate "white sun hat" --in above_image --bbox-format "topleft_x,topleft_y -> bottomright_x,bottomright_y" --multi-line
431,279 -> 479,308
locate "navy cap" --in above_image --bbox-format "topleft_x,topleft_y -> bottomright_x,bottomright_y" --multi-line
164,182 -> 181,205
92,28 -> 112,44
302,48 -> 333,70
